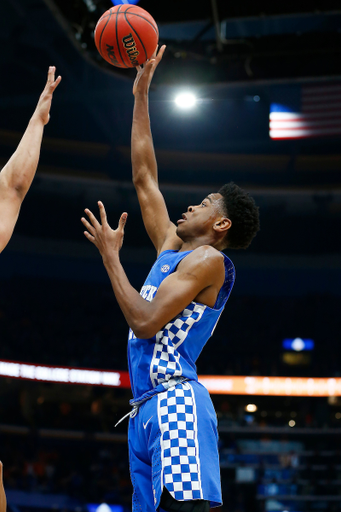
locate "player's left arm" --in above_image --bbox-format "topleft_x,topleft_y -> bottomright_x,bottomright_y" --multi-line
82,202 -> 225,339
0,66 -> 61,253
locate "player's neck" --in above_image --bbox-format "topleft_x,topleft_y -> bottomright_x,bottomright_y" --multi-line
179,236 -> 223,252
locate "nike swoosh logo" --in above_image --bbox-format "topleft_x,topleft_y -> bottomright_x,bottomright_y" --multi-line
143,416 -> 153,429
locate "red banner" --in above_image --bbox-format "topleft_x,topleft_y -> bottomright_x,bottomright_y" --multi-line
0,359 -> 339,396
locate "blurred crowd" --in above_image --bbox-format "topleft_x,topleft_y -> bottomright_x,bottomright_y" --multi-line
2,429 -> 341,512
1,433 -> 132,508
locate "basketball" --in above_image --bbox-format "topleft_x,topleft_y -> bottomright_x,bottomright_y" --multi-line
94,4 -> 159,68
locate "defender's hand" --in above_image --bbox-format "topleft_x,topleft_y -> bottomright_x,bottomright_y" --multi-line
82,202 -> 128,258
133,45 -> 166,96
32,66 -> 62,125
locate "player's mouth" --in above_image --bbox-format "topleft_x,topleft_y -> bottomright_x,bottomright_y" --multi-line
177,214 -> 187,224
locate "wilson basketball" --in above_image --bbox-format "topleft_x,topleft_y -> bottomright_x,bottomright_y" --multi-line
94,4 -> 159,68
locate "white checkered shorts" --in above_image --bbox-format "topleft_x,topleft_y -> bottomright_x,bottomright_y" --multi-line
151,303 -> 205,387
158,382 -> 203,501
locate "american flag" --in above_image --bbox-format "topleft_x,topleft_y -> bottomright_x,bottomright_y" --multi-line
269,82 -> 341,140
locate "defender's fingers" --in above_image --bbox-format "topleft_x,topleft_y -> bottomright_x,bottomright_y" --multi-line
98,201 -> 108,225
118,212 -> 128,230
81,217 -> 96,235
47,66 -> 56,83
51,75 -> 62,90
84,208 -> 100,228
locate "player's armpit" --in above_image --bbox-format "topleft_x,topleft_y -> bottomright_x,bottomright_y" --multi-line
134,172 -> 182,254
136,246 -> 225,339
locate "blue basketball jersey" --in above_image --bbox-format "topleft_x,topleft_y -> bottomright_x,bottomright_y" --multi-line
128,249 -> 235,400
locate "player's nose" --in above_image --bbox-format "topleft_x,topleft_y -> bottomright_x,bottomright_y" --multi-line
187,205 -> 194,212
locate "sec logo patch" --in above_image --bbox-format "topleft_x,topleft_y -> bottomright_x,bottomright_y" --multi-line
161,264 -> 170,273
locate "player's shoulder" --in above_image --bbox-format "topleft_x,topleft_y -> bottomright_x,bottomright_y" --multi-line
194,244 -> 224,260
181,245 -> 225,270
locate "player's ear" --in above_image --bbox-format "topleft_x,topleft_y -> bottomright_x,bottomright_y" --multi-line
213,217 -> 231,234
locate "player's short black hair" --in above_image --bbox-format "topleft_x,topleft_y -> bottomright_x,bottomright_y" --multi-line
218,182 -> 260,250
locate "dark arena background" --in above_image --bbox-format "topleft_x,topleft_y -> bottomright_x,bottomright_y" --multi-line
1,0 -> 341,511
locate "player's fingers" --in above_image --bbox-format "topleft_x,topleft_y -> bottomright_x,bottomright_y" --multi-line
145,58 -> 155,69
81,217 -> 96,235
156,45 -> 166,62
118,212 -> 128,231
83,231 -> 96,243
98,201 -> 108,225
151,45 -> 158,60
84,208 -> 100,228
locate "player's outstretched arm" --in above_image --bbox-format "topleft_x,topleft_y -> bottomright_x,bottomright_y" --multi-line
82,203 -> 225,339
0,462 -> 6,512
132,45 -> 181,255
0,66 -> 61,253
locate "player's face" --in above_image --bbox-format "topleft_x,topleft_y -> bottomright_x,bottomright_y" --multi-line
176,193 -> 224,239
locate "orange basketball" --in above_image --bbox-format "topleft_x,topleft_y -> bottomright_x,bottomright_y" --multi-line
94,4 -> 159,68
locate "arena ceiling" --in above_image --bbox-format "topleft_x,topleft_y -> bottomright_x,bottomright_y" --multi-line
41,0 -> 341,84
1,0 -> 341,257
0,0 -> 340,190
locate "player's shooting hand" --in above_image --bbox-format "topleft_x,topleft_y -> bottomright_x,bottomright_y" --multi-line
82,202 -> 128,259
133,45 -> 166,95
32,66 -> 62,125
0,462 -> 7,512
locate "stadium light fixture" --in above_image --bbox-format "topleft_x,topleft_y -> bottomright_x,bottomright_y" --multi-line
245,403 -> 257,413
283,338 -> 314,351
174,92 -> 197,109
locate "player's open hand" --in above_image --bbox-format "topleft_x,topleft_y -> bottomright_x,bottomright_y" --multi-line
33,66 -> 62,125
82,202 -> 128,259
133,45 -> 166,95
0,462 -> 7,512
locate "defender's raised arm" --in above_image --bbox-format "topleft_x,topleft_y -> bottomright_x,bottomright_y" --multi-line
0,462 -> 6,512
0,66 -> 61,253
131,46 -> 181,255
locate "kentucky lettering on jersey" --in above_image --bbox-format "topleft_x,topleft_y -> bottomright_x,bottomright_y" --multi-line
140,285 -> 158,302
127,250 -> 235,399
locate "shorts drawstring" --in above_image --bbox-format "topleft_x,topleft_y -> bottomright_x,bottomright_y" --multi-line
114,377 -> 189,427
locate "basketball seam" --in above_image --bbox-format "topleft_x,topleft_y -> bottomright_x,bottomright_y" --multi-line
124,5 -> 135,13
125,12 -> 159,36
101,12 -> 158,36
124,13 -> 148,63
116,4 -> 129,68
98,10 -> 112,59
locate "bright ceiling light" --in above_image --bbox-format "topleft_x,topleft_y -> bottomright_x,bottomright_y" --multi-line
245,403 -> 257,413
174,92 -> 197,109
292,337 -> 305,351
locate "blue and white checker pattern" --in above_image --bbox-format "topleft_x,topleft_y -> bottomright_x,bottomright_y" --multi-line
150,303 -> 206,387
158,382 -> 203,501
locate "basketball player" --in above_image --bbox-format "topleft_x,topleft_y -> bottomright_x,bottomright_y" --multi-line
82,46 -> 259,512
0,66 -> 61,253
